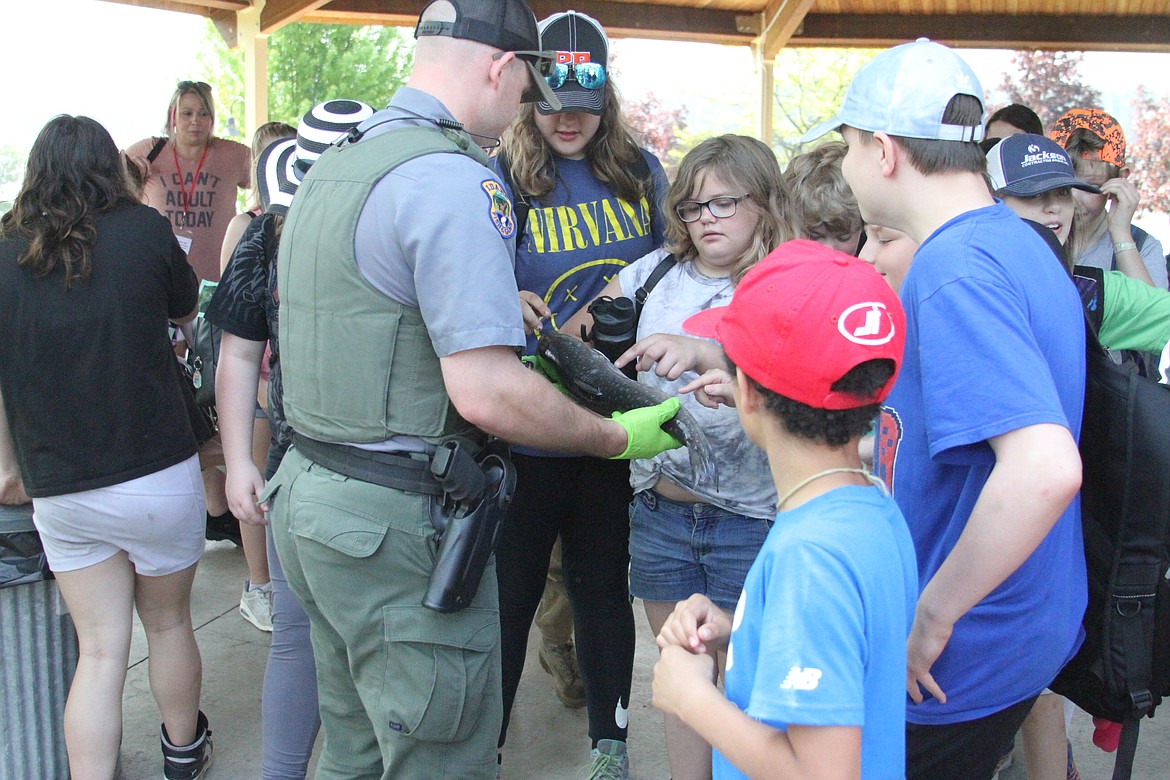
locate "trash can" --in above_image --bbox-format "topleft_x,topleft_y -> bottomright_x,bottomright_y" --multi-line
0,503 -> 78,780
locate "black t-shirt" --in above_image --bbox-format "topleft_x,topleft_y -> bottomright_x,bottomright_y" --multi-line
205,213 -> 292,464
0,204 -> 199,497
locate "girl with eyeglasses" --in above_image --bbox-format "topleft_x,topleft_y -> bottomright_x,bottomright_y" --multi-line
489,10 -> 670,778
567,134 -> 795,780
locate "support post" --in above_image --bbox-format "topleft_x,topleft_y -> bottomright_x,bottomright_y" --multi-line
755,42 -> 774,146
237,0 -> 269,138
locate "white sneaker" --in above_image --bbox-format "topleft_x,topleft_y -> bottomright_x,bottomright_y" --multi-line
240,580 -> 274,632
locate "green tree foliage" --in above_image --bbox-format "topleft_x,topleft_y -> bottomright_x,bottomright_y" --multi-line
996,50 -> 1102,130
198,22 -> 413,131
774,48 -> 877,164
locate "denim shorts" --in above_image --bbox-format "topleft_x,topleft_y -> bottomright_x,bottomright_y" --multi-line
628,489 -> 772,611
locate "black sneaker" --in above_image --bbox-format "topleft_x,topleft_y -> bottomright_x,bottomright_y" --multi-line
205,510 -> 242,546
161,710 -> 213,780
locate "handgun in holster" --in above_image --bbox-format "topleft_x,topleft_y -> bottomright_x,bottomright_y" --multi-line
423,439 -> 516,613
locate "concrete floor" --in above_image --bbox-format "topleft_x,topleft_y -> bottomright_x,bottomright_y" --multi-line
109,540 -> 1169,779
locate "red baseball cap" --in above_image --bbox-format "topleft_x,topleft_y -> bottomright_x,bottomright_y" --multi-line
683,240 -> 905,410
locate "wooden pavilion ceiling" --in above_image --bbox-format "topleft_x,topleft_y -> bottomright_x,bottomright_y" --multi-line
101,0 -> 1170,55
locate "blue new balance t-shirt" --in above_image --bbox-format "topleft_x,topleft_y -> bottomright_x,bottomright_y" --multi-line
874,202 -> 1087,725
717,486 -> 918,780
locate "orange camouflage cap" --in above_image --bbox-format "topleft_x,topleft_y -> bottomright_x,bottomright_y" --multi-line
1049,108 -> 1126,168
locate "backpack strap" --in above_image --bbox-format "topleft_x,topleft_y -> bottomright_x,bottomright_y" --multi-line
1073,264 -> 1106,336
146,136 -> 168,164
1131,223 -> 1151,253
633,254 -> 677,317
1112,717 -> 1141,780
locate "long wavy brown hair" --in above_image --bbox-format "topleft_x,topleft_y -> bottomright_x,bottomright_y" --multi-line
1,115 -> 137,289
665,134 -> 795,283
499,79 -> 651,205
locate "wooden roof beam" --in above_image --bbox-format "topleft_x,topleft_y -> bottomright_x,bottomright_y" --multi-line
262,0 -> 333,33
305,0 -> 757,45
97,0 -> 248,12
758,0 -> 816,59
792,13 -> 1170,53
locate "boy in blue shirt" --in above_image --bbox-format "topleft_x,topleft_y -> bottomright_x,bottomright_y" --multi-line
652,239 -> 918,779
804,39 -> 1086,779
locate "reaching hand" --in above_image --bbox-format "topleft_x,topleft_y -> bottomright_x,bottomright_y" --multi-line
616,333 -> 715,380
656,594 -> 732,655
610,397 -> 682,460
519,290 -> 551,335
679,368 -> 737,409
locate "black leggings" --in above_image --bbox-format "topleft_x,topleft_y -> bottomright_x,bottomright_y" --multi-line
495,453 -> 635,748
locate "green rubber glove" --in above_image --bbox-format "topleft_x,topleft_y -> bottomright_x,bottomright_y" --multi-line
521,354 -> 570,396
610,397 -> 683,460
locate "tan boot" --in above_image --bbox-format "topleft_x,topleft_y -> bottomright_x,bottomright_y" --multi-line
538,640 -> 586,708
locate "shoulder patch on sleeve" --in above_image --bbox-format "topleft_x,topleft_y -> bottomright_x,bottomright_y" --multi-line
481,179 -> 517,239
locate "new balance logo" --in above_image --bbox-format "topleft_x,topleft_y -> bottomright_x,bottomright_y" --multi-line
779,666 -> 823,691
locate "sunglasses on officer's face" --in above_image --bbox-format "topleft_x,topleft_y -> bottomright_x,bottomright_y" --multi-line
492,50 -> 557,78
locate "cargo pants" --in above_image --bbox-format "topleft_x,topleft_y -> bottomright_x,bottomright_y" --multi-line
267,446 -> 502,780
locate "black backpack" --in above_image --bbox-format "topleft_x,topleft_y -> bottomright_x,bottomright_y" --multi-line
1048,264 -> 1170,780
1020,220 -> 1170,779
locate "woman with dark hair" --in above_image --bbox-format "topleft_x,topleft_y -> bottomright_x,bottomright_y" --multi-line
490,11 -> 669,778
0,115 -> 211,780
985,102 -> 1044,139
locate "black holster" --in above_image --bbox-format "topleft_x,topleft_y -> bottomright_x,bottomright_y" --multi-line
423,440 -> 516,613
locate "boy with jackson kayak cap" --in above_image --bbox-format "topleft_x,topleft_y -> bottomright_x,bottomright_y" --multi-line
652,238 -> 917,779
804,38 -> 1086,780
265,0 -> 682,776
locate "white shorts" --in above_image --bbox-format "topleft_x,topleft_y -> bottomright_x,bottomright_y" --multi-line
32,455 -> 206,576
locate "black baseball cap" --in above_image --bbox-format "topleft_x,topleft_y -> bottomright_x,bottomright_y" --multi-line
986,134 -> 1102,197
415,0 -> 561,109
537,11 -> 609,115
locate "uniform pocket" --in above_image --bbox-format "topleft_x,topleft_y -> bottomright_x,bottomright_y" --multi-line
379,604 -> 498,743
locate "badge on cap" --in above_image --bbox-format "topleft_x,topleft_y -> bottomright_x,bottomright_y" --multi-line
481,180 -> 516,239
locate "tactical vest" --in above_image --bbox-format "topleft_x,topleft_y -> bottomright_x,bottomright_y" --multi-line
278,124 -> 490,445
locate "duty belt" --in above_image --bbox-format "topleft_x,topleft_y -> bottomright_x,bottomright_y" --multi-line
292,433 -> 442,496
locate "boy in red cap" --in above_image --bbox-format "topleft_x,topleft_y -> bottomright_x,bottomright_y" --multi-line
651,239 -> 918,779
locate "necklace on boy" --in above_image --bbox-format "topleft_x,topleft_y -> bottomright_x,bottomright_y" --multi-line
776,467 -> 885,512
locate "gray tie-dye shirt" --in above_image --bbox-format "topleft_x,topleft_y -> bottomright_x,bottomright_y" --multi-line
618,250 -> 777,519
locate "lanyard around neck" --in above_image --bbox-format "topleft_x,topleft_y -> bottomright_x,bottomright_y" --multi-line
172,142 -> 209,214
